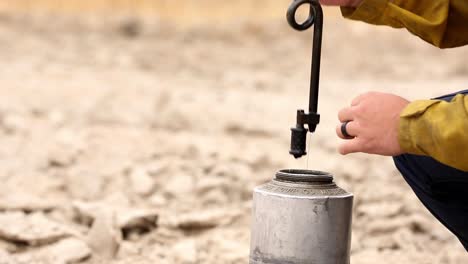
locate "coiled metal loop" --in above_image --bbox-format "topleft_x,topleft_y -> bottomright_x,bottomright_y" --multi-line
287,0 -> 321,31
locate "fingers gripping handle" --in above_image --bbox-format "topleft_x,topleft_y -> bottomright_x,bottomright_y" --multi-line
287,0 -> 324,159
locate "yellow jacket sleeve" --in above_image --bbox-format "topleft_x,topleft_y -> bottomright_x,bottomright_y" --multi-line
399,94 -> 468,171
341,0 -> 468,48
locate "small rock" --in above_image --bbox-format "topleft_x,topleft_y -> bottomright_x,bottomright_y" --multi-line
0,212 -> 74,246
366,214 -> 432,235
351,249 -> 383,264
163,173 -> 194,197
173,239 -> 197,263
46,238 -> 91,264
0,193 -> 57,212
65,168 -> 104,200
48,146 -> 76,167
73,200 -> 158,226
47,129 -> 82,167
145,161 -> 169,176
1,114 -> 26,134
216,237 -> 248,262
357,202 -> 402,218
118,18 -> 141,38
170,209 -> 238,230
85,209 -> 121,259
196,177 -> 226,193
0,239 -> 16,253
5,238 -> 91,264
0,245 -> 8,256
71,201 -> 98,227
47,110 -> 66,126
73,201 -> 158,241
118,209 -> 158,240
129,168 -> 154,196
117,209 -> 158,231
148,194 -> 167,207
116,241 -> 139,258
0,249 -> 13,264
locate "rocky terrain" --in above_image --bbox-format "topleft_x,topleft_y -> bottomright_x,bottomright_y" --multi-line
0,12 -> 467,263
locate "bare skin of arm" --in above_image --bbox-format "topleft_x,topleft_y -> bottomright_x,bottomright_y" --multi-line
335,92 -> 410,156
323,0 -> 467,161
319,0 -> 412,156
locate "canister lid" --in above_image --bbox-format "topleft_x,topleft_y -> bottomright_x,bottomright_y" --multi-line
275,169 -> 333,183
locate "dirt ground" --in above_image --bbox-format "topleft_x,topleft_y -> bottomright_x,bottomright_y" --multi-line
0,11 -> 467,264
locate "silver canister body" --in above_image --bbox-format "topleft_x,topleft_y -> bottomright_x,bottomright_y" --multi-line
250,169 -> 353,264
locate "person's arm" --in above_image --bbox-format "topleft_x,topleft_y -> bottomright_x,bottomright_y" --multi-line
341,0 -> 468,48
336,92 -> 468,172
324,0 -> 468,48
399,94 -> 468,171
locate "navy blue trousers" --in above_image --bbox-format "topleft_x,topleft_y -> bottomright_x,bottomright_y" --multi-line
393,90 -> 468,251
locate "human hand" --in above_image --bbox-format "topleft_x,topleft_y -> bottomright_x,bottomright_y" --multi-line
320,0 -> 362,7
336,92 -> 410,156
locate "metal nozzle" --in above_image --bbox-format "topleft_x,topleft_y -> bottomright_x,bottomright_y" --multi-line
289,124 -> 308,159
289,109 -> 320,159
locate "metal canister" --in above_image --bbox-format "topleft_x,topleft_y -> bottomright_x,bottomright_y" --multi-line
249,169 -> 353,264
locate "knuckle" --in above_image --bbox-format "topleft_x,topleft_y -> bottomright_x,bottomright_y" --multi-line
337,109 -> 343,119
351,97 -> 360,106
364,91 -> 378,97
348,121 -> 359,133
338,146 -> 346,155
338,109 -> 348,121
358,91 -> 377,102
351,105 -> 363,116
335,126 -> 342,137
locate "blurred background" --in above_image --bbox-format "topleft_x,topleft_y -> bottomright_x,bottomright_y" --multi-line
0,1 -> 467,263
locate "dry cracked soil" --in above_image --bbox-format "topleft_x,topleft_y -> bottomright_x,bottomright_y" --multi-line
0,12 -> 467,264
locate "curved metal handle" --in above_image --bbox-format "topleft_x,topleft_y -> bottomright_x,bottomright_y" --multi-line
287,0 -> 323,114
287,0 -> 323,159
287,0 -> 316,31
